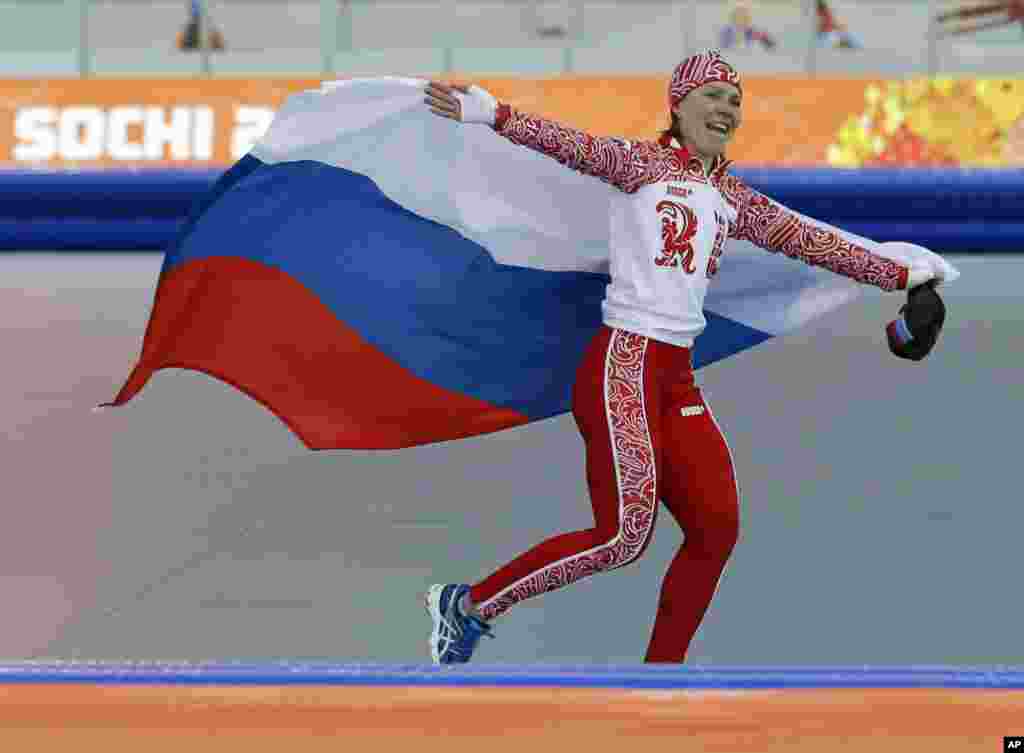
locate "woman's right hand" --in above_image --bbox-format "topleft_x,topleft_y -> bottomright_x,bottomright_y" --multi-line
424,81 -> 498,126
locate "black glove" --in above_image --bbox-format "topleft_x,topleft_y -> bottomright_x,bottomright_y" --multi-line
886,280 -> 946,362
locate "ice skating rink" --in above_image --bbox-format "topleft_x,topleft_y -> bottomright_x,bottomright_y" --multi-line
4,252 -> 1020,664
2,252 -> 1022,748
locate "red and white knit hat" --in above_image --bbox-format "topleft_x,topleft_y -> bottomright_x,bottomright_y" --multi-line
668,50 -> 742,109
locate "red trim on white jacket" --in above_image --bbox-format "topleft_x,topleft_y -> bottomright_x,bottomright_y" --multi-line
493,104 -> 908,292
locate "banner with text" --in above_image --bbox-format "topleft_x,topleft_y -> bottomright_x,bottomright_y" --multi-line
3,76 -> 1023,169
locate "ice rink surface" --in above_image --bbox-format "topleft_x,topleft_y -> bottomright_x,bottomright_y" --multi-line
2,253 -> 1020,665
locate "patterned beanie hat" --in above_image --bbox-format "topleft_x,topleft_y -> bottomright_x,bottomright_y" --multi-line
668,50 -> 742,109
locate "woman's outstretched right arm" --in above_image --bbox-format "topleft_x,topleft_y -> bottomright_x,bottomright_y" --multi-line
425,81 -> 648,193
493,103 -> 649,193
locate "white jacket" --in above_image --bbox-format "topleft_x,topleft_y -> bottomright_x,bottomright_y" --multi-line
493,105 -> 909,348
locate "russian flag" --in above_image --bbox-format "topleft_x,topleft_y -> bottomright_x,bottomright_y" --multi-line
108,78 -> 931,449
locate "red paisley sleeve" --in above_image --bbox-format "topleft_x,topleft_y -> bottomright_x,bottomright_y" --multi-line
493,104 -> 653,193
718,174 -> 909,291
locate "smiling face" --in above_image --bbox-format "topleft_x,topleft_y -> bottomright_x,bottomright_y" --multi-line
672,81 -> 743,161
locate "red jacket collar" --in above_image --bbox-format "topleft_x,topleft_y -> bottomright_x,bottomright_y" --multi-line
657,133 -> 732,177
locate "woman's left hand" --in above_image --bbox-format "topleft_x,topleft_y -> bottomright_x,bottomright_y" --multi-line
881,242 -> 960,288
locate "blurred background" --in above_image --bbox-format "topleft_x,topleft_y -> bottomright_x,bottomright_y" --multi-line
1,1 -> 1022,666
2,0 -> 1023,77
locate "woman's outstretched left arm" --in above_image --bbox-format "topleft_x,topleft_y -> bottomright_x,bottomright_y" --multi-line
719,173 -> 910,291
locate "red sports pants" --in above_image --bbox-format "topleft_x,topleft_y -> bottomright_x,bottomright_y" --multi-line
469,326 -> 740,663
